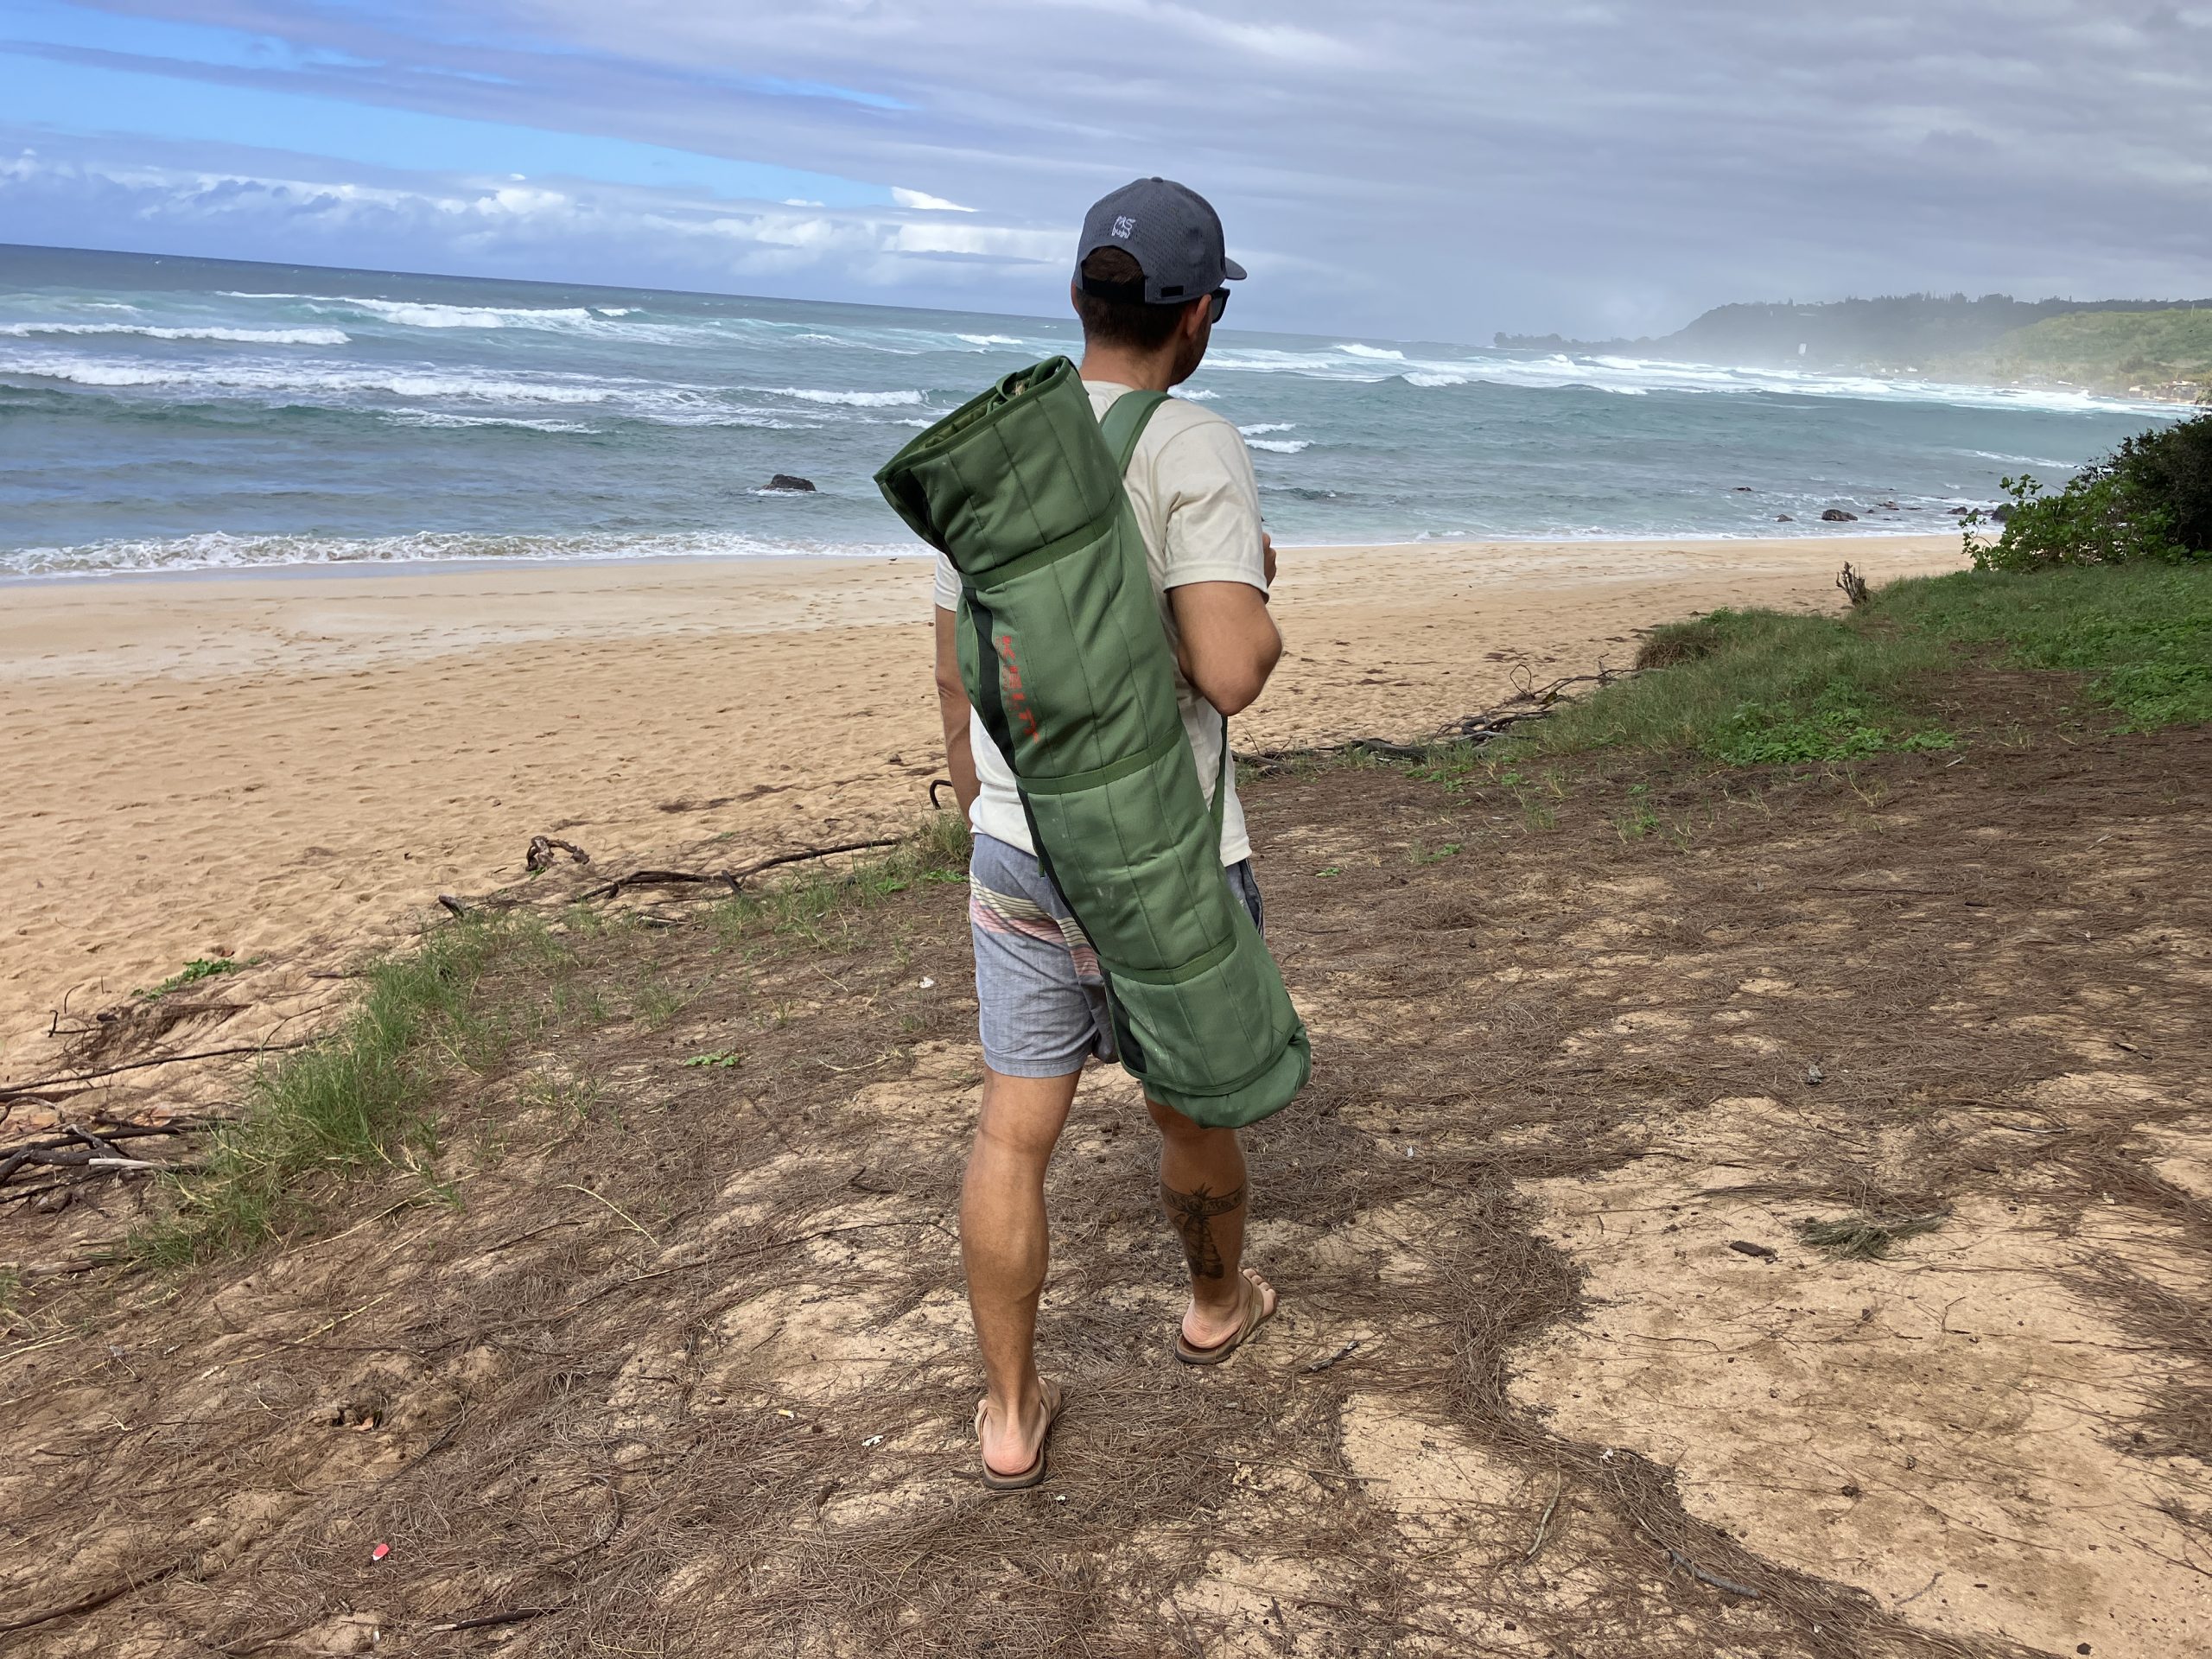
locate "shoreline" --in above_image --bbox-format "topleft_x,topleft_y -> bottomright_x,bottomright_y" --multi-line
0,523 -> 1980,588
2,533 -> 1964,1086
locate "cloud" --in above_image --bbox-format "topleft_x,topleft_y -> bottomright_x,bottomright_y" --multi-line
5,1 -> 2209,338
891,187 -> 976,213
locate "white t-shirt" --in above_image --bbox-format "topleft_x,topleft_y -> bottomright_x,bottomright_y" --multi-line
934,379 -> 1269,866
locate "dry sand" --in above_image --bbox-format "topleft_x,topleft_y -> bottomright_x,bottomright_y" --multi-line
0,534 -> 1961,1084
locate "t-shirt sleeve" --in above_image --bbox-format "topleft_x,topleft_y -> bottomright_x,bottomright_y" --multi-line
1155,420 -> 1269,595
931,550 -> 962,612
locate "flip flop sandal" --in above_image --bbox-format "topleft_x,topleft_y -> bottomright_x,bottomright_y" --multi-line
975,1378 -> 1064,1492
1174,1268 -> 1279,1366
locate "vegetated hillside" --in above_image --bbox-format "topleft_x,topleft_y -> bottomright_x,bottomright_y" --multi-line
1500,292 -> 2212,394
1945,306 -> 2212,402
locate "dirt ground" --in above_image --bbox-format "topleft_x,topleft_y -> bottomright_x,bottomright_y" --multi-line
2,664 -> 2207,1657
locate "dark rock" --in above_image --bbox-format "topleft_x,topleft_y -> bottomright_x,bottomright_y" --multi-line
1993,503 -> 2014,523
1948,506 -> 1970,516
1821,508 -> 1858,522
1876,499 -> 1899,511
1776,514 -> 1794,522
1733,486 -> 1754,492
764,474 -> 817,493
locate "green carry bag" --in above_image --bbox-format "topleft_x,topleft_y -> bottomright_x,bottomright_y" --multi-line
874,355 -> 1310,1127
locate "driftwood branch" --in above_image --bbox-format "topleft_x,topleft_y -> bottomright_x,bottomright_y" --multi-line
525,835 -> 591,874
572,838 -> 905,905
1240,666 -> 1636,772
0,1041 -> 312,1103
0,1559 -> 187,1635
1836,562 -> 1871,607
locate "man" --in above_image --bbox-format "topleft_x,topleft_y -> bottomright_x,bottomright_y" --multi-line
931,178 -> 1285,1490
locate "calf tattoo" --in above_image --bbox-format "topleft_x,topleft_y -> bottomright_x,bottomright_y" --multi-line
1161,1180 -> 1246,1280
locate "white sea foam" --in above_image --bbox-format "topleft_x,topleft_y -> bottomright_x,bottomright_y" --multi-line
0,322 -> 350,346
2,529 -> 923,580
324,296 -> 601,329
1198,340 -> 2176,416
1173,388 -> 1218,400
767,386 -> 925,407
1245,437 -> 1311,454
1961,449 -> 2079,469
381,410 -> 597,434
1337,343 -> 1405,359
1237,422 -> 1297,435
956,333 -> 1025,347
1,352 -> 632,404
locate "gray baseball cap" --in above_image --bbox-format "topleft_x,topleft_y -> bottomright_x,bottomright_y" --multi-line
1076,177 -> 1246,306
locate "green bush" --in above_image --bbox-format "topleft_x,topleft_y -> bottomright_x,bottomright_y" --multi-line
1969,410 -> 2211,570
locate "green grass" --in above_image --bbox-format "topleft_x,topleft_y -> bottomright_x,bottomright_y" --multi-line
1798,1211 -> 1947,1261
1522,607 -> 1956,765
137,957 -> 246,1000
711,810 -> 970,945
1505,563 -> 2210,769
1879,563 -> 2212,731
128,918 -> 518,1266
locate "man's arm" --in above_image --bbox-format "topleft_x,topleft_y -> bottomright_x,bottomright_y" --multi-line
933,606 -> 980,816
1170,531 -> 1280,716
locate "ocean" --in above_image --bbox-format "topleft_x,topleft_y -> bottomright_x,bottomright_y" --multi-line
0,244 -> 2181,580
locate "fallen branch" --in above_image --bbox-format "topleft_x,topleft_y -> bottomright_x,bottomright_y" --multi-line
1301,1338 -> 1362,1375
1240,665 -> 1637,772
429,1605 -> 564,1635
525,835 -> 591,873
573,837 -> 905,905
0,1559 -> 186,1634
0,1041 -> 313,1103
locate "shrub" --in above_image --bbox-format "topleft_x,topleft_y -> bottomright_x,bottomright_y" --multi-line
1968,410 -> 2210,570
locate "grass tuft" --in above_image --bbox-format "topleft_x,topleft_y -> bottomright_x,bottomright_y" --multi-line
1798,1211 -> 1948,1261
137,957 -> 245,1000
129,918 -> 518,1266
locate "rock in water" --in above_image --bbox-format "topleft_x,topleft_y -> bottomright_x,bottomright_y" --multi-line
1821,508 -> 1858,522
765,474 -> 817,493
1776,513 -> 1795,522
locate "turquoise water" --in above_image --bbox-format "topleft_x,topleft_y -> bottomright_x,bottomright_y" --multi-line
0,244 -> 2179,578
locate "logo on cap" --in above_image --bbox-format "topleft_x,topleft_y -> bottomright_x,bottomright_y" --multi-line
1111,216 -> 1135,239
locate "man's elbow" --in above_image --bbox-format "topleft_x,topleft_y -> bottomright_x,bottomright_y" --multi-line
1195,645 -> 1280,716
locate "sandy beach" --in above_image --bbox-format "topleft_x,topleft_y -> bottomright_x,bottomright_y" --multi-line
0,534 -> 1962,1084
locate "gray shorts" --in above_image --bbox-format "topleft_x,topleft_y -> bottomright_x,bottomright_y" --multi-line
968,831 -> 1265,1079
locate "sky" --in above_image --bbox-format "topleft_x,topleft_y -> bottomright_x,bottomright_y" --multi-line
3,1 -> 2209,342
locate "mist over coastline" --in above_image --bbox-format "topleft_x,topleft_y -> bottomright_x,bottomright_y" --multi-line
3,245 -> 2182,579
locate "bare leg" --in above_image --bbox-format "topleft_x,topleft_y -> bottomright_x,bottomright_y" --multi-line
1148,1096 -> 1275,1348
963,1066 -> 1079,1476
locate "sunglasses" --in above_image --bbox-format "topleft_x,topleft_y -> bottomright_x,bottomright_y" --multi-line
1207,288 -> 1230,324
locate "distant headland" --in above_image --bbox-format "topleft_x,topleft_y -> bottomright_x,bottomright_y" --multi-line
1500,293 -> 2212,404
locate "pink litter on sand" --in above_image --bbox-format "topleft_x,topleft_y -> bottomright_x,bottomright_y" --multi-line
371,1542 -> 391,1562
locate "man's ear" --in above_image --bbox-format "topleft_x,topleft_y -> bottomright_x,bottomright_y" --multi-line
1182,297 -> 1211,342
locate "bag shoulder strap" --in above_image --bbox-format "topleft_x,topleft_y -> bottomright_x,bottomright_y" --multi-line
1098,388 -> 1172,474
1098,387 -> 1233,845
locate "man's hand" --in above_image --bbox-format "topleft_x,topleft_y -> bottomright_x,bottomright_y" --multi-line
933,607 -> 980,817
1262,530 -> 1277,590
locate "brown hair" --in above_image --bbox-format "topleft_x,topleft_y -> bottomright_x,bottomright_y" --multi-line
1073,247 -> 1188,351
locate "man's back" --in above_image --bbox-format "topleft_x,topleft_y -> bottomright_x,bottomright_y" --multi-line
931,378 -> 1269,865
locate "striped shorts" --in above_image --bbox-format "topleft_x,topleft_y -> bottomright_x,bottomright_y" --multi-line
967,831 -> 1265,1079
